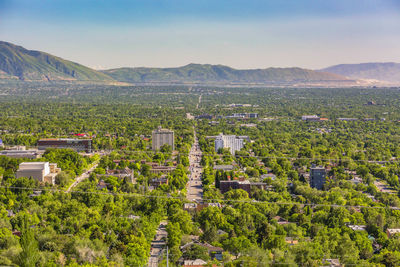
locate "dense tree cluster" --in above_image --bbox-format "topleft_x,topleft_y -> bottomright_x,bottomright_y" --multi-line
0,85 -> 399,265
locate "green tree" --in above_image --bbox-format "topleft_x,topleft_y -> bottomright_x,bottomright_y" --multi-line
18,215 -> 40,267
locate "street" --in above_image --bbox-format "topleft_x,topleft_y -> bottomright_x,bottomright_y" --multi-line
148,221 -> 168,267
65,162 -> 98,193
187,130 -> 203,201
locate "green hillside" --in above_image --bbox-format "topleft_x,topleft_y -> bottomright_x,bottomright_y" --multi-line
103,63 -> 350,84
0,41 -> 114,82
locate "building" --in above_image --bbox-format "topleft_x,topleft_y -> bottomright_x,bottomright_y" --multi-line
337,118 -> 358,121
214,134 -> 248,155
310,165 -> 326,190
0,150 -> 42,159
213,165 -> 235,171
152,126 -> 174,151
302,115 -> 320,121
181,242 -> 224,261
6,145 -> 26,150
97,167 -> 135,183
347,225 -> 367,231
16,162 -> 61,185
38,138 -> 92,153
183,259 -> 207,267
150,166 -> 176,174
285,237 -> 299,245
321,259 -> 342,267
261,173 -> 277,180
150,177 -> 168,188
228,113 -> 258,119
219,180 -> 269,195
183,203 -> 198,212
387,229 -> 400,237
273,216 -> 290,225
195,114 -> 213,120
240,123 -> 257,128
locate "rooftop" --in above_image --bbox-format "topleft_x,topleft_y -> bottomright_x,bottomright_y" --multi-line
183,259 -> 207,266
153,126 -> 174,133
18,162 -> 48,170
347,225 -> 367,231
39,138 -> 91,141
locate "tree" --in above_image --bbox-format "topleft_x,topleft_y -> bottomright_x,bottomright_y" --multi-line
224,189 -> 249,200
160,144 -> 172,153
18,215 -> 40,267
55,171 -> 71,187
183,244 -> 210,261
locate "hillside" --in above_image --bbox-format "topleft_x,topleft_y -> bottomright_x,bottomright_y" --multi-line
0,41 -> 359,86
321,62 -> 400,83
0,41 -> 114,82
102,63 -> 351,85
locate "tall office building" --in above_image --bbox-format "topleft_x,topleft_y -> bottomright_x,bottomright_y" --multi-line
214,134 -> 247,155
152,126 -> 174,151
310,165 -> 326,190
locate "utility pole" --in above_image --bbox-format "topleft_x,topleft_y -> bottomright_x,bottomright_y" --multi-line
166,246 -> 169,267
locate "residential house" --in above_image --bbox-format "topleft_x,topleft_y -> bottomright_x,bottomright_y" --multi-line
183,259 -> 207,267
181,241 -> 224,261
387,228 -> 400,238
273,216 -> 290,225
150,177 -> 168,188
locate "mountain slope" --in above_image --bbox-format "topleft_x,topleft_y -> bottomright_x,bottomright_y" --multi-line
102,63 -> 351,85
320,63 -> 400,83
0,41 -> 114,82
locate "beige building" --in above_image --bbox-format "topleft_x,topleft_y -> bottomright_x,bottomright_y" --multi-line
16,162 -> 61,185
152,126 -> 174,151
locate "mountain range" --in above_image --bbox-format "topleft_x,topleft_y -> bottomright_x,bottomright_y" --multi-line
0,41 -> 398,86
0,41 -> 113,82
101,64 -> 349,85
320,63 -> 400,83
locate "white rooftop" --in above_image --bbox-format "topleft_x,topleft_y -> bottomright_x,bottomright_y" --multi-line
184,259 -> 207,265
18,162 -> 49,170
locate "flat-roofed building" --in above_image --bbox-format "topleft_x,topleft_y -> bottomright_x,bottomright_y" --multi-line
152,126 -> 174,151
214,134 -> 248,155
38,138 -> 92,153
302,115 -> 320,121
0,150 -> 42,159
338,118 -> 358,121
310,165 -> 326,190
150,166 -> 176,174
16,162 -> 61,185
213,165 -> 235,171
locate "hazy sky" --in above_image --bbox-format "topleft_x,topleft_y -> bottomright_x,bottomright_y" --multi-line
1,0 -> 400,69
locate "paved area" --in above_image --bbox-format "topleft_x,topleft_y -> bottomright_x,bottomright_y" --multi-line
65,162 -> 98,193
187,130 -> 203,201
148,221 -> 168,267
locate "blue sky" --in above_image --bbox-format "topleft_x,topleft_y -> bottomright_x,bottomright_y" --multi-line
1,0 -> 400,69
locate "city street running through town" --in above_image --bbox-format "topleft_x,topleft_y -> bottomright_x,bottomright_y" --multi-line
187,129 -> 203,202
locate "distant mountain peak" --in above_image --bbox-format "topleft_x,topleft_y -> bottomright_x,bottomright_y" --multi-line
320,62 -> 400,83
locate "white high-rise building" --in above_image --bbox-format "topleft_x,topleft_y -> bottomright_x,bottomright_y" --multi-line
152,126 -> 174,151
214,134 -> 247,155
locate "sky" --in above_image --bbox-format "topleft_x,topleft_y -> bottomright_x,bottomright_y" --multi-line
1,0 -> 400,70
